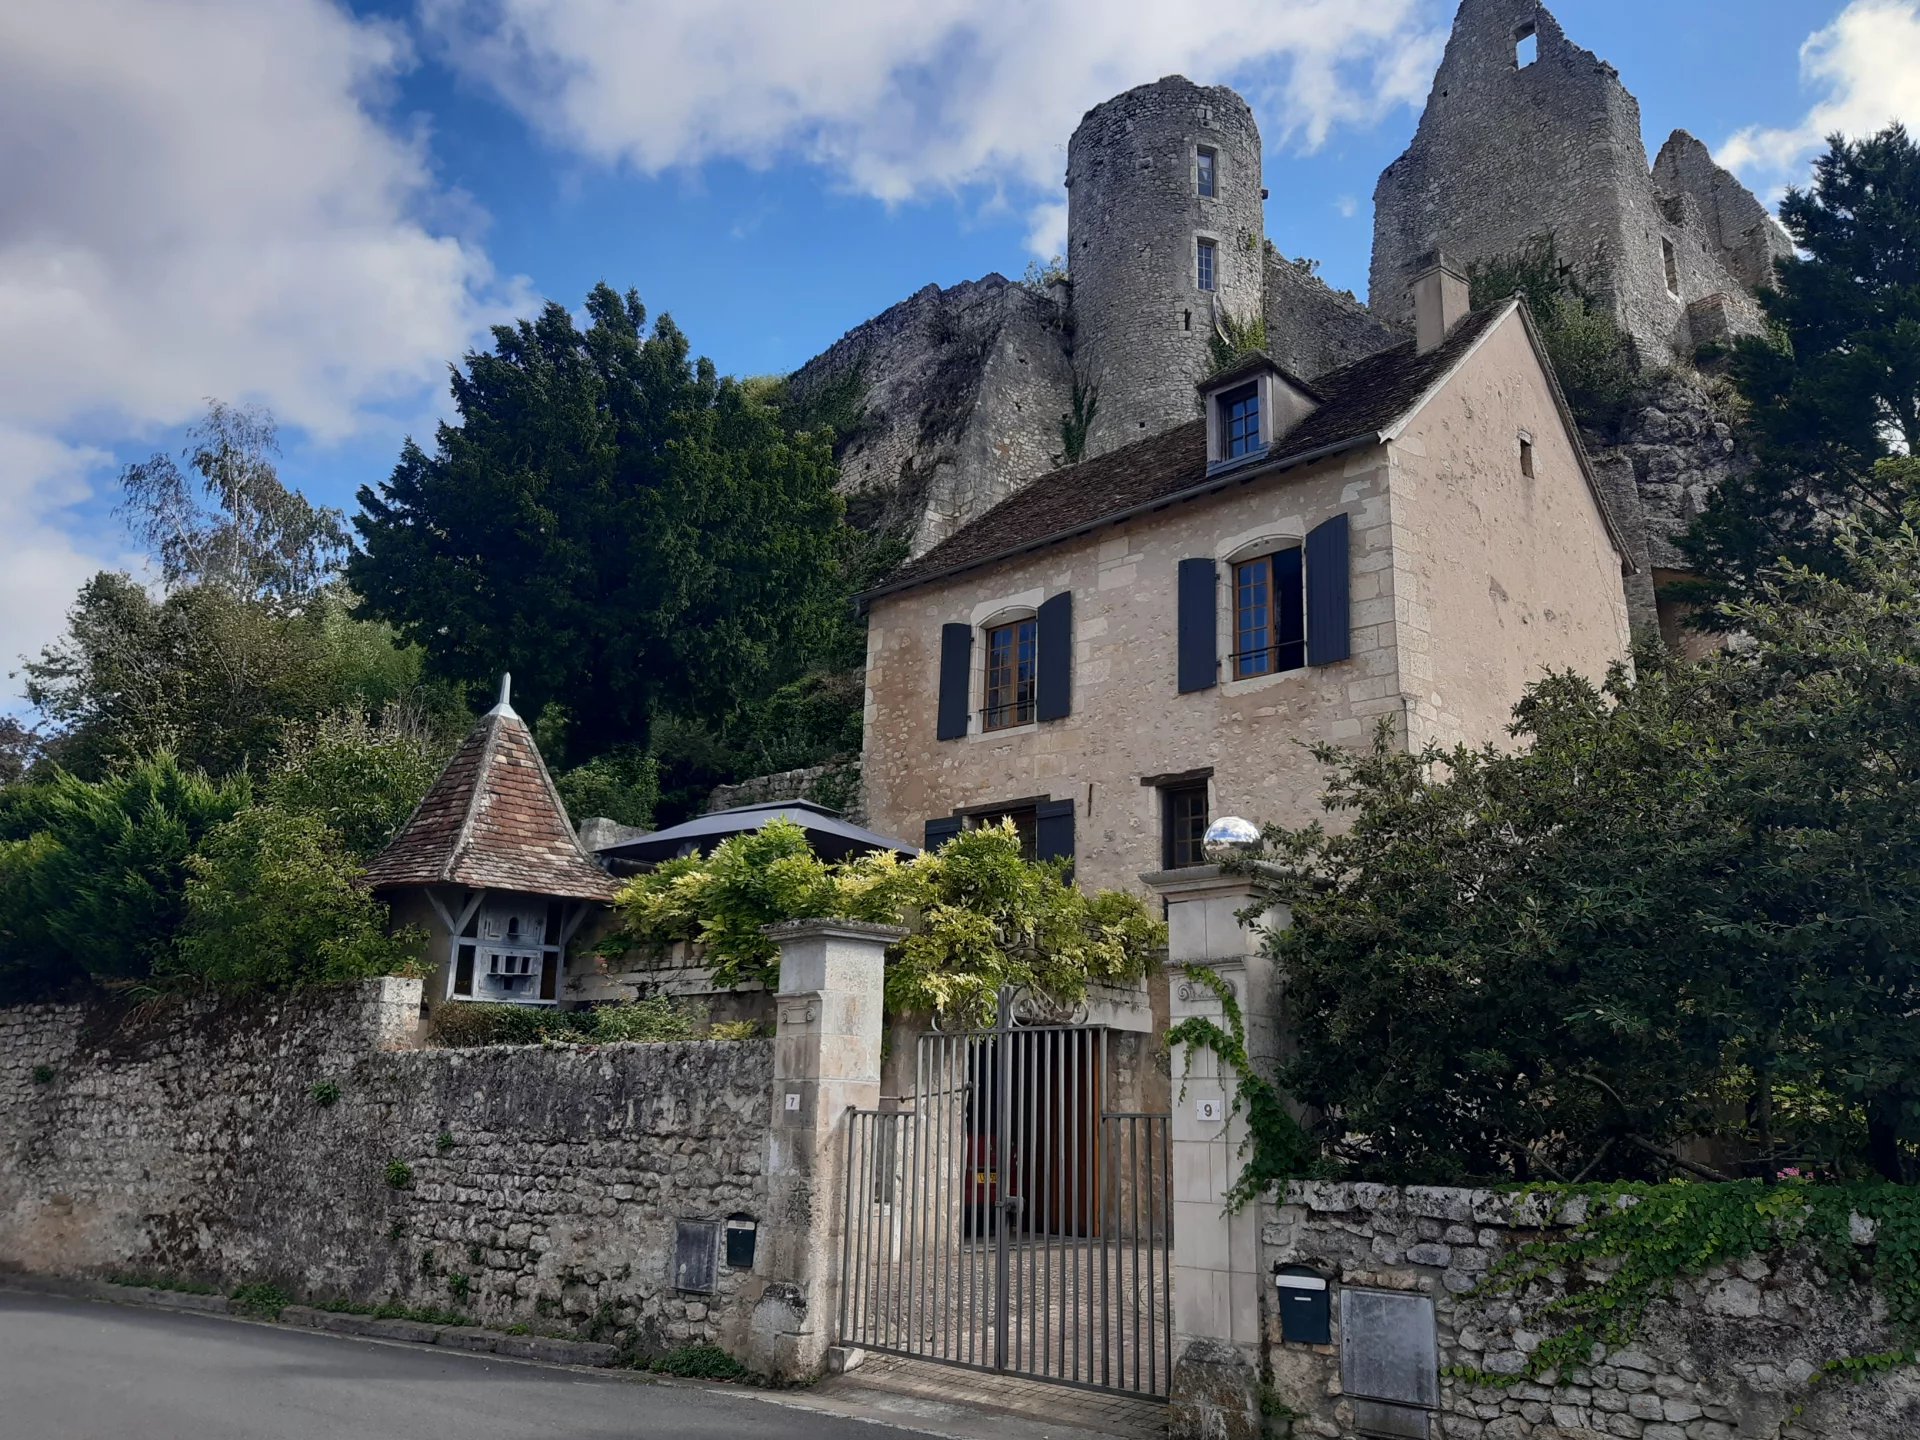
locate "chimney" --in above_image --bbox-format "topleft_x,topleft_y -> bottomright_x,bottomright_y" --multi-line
1411,250 -> 1471,354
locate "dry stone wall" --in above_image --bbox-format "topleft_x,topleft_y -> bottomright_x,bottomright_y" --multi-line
0,979 -> 773,1362
1262,1182 -> 1920,1440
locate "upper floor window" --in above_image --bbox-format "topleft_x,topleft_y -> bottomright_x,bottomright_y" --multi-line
983,617 -> 1038,730
1515,23 -> 1538,67
1221,383 -> 1261,459
1196,147 -> 1217,198
1197,239 -> 1217,293
1232,548 -> 1306,679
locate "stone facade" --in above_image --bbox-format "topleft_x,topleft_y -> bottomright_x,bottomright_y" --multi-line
1261,1182 -> 1920,1440
860,306 -> 1630,896
1370,0 -> 1788,367
0,980 -> 774,1362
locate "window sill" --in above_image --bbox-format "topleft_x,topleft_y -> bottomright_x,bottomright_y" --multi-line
970,721 -> 1039,744
1206,448 -> 1270,479
1219,664 -> 1311,698
446,993 -> 560,1008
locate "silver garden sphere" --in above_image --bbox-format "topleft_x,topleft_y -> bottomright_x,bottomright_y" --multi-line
1203,815 -> 1261,855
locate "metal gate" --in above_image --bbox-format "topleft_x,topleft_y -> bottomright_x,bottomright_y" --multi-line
839,992 -> 1173,1398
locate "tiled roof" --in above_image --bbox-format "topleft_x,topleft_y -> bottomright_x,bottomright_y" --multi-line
362,703 -> 620,903
865,305 -> 1511,602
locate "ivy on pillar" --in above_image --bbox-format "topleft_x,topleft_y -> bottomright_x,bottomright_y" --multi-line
746,918 -> 904,1381
1141,862 -> 1290,1440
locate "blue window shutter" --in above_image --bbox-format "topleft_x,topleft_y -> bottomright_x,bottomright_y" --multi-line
1306,514 -> 1351,667
924,816 -> 963,851
1035,798 -> 1075,872
937,623 -> 973,740
1177,558 -> 1218,693
1036,592 -> 1073,722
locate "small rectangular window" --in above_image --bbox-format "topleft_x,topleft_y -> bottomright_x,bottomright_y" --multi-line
1519,436 -> 1536,478
1196,239 -> 1216,293
1516,25 -> 1538,67
1662,237 -> 1680,295
453,943 -> 475,997
1232,549 -> 1306,679
1161,782 -> 1210,869
1196,147 -> 1217,198
983,617 -> 1038,730
1220,382 -> 1261,460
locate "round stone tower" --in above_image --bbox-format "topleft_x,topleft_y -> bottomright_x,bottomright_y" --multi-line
1066,76 -> 1266,458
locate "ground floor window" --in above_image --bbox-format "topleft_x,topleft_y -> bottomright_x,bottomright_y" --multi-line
1161,780 -> 1211,869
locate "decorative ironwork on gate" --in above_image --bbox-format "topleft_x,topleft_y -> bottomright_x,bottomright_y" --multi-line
838,989 -> 1174,1398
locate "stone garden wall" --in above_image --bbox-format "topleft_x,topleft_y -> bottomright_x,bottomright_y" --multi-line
1261,1182 -> 1920,1440
0,978 -> 774,1362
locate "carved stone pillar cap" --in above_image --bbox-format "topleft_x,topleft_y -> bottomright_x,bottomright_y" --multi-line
1138,862 -> 1283,897
761,918 -> 909,944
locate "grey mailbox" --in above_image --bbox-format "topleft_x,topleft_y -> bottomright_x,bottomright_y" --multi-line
1274,1265 -> 1331,1345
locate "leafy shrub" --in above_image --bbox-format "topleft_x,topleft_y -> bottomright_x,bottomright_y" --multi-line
615,819 -> 1164,1026
1206,308 -> 1269,377
169,806 -> 426,994
435,1130 -> 455,1153
309,1080 -> 340,1108
553,746 -> 659,829
707,1020 -> 762,1041
265,708 -> 445,861
385,1159 -> 413,1190
428,995 -> 706,1048
0,754 -> 250,1000
229,1282 -> 290,1319
646,1343 -> 751,1380
446,1273 -> 472,1302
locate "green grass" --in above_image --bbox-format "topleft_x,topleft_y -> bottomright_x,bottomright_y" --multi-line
645,1344 -> 752,1381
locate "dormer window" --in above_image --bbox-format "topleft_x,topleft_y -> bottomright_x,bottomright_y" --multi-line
1221,384 -> 1261,460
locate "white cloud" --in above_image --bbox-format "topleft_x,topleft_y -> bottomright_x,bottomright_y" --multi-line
419,0 -> 1444,254
0,0 -> 526,691
1721,1 -> 1920,187
1335,195 -> 1360,219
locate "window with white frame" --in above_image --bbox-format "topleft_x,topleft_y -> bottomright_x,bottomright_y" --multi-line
1196,146 -> 1217,198
1196,238 -> 1217,293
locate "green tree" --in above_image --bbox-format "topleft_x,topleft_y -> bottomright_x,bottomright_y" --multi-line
1681,125 -> 1920,600
264,708 -> 447,861
169,806 -> 422,994
1229,510 -> 1920,1186
0,754 -> 250,999
552,745 -> 659,830
350,284 -> 849,760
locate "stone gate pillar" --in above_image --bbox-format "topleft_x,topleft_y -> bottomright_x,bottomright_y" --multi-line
1143,863 -> 1290,1440
746,918 -> 903,1381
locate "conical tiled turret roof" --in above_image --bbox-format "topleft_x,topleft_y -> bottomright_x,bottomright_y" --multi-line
362,678 -> 620,903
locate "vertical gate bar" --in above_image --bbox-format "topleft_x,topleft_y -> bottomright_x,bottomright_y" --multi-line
860,1111 -> 876,1347
853,1113 -> 867,1346
968,1031 -> 982,1370
1145,1114 -> 1157,1395
1100,1033 -> 1111,1389
933,1036 -> 948,1364
839,1107 -> 857,1345
908,1044 -> 924,1355
1039,1028 -> 1053,1380
1121,1113 -> 1136,1390
1021,1025 -> 1035,1372
880,1110 -> 895,1352
1066,1026 -> 1080,1384
1010,1017 -> 1026,1371
995,1008 -> 1011,1374
1162,1112 -> 1174,1395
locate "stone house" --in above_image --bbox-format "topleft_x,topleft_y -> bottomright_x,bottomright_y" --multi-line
858,260 -> 1633,898
363,678 -> 620,1017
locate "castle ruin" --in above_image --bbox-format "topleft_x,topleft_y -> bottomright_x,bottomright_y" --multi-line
1371,0 -> 1790,366
787,0 -> 1785,615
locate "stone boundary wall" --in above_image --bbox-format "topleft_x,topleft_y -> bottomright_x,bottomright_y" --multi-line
0,979 -> 774,1363
1261,1182 -> 1920,1439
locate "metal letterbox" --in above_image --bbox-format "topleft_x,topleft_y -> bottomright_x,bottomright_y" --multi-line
724,1215 -> 757,1270
1274,1265 -> 1332,1345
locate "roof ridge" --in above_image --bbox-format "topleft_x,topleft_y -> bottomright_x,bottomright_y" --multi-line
445,710 -> 507,883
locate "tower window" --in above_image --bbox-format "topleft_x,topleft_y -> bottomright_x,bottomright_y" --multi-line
1196,239 -> 1217,293
1197,147 -> 1217,198
1515,24 -> 1538,67
1519,434 -> 1536,478
1662,237 -> 1680,296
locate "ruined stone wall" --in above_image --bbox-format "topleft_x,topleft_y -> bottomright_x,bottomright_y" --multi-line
1263,247 -> 1402,379
1068,76 -> 1266,457
0,980 -> 774,1362
1263,1182 -> 1920,1440
1370,0 -> 1773,365
704,758 -> 865,825
787,276 -> 1074,556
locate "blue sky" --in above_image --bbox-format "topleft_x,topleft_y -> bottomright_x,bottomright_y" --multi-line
4,0 -> 1918,711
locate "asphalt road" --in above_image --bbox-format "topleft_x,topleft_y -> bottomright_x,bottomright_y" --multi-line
0,1290 -> 890,1439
